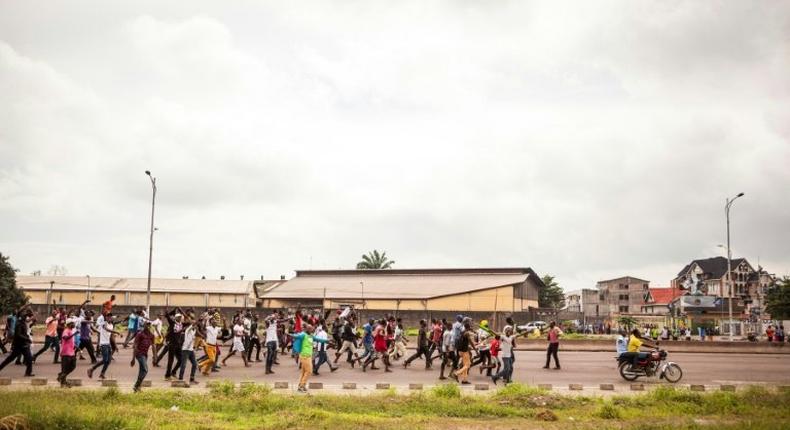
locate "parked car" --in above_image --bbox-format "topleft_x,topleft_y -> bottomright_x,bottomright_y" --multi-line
517,321 -> 547,332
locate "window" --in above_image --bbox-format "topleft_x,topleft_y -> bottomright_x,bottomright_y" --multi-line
619,294 -> 629,301
619,305 -> 629,313
643,284 -> 649,290
620,284 -> 629,290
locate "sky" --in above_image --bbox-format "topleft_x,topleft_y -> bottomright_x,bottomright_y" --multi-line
0,1 -> 788,291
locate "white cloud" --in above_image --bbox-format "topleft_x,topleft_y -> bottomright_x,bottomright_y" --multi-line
0,2 -> 788,288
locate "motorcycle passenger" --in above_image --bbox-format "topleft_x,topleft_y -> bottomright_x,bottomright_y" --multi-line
615,330 -> 628,357
627,328 -> 657,369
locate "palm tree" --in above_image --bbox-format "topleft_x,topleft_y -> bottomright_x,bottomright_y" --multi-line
356,250 -> 395,269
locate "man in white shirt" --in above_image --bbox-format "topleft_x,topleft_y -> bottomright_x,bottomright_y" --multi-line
221,318 -> 250,367
439,321 -> 456,380
88,313 -> 119,379
178,320 -> 199,384
492,327 -> 516,385
264,316 -> 280,374
199,320 -> 221,376
312,325 -> 337,375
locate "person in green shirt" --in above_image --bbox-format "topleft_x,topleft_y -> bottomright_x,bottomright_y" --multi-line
292,325 -> 327,393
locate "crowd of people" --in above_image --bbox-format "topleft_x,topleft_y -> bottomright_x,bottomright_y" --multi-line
0,296 -> 571,392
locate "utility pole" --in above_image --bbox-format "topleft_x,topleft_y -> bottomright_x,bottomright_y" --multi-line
725,192 -> 745,341
145,170 -> 157,317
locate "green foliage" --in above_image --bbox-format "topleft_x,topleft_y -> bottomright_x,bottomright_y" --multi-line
617,315 -> 638,329
209,380 -> 237,396
356,250 -> 395,269
594,402 -> 622,419
765,276 -> 790,320
0,253 -> 28,315
0,384 -> 786,429
430,383 -> 461,399
539,274 -> 565,309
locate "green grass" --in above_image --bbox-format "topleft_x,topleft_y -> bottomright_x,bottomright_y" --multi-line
0,385 -> 787,429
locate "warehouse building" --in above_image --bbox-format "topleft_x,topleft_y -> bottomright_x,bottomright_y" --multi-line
16,275 -> 257,312
256,267 -> 544,326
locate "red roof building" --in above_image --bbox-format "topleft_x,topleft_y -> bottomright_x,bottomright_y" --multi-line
641,287 -> 685,314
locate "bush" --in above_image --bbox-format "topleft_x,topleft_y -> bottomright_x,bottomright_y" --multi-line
209,380 -> 236,396
431,383 -> 461,399
594,402 -> 622,420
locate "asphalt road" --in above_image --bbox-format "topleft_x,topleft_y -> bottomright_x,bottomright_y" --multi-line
1,347 -> 788,388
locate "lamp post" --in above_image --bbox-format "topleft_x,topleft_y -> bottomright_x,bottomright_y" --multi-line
145,170 -> 157,317
725,192 -> 745,342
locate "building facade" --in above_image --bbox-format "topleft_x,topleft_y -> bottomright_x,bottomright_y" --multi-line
595,276 -> 650,317
16,275 -> 258,312
672,257 -> 776,328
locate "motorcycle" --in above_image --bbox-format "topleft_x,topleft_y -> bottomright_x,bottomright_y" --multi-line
616,344 -> 683,383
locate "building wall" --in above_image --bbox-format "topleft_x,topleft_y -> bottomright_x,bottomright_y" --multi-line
597,277 -> 649,316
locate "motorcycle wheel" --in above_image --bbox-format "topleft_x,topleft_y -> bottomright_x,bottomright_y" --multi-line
663,363 -> 683,383
618,361 -> 639,381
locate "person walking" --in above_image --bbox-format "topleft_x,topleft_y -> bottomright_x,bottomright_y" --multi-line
199,318 -> 221,377
33,309 -> 61,364
0,308 -> 35,377
312,323 -> 337,375
56,320 -> 78,387
452,322 -> 476,385
491,327 -> 515,385
178,319 -> 199,385
222,317 -> 250,368
122,309 -> 139,348
88,313 -> 120,380
130,321 -> 155,392
264,316 -> 279,374
246,315 -> 262,363
404,319 -> 430,369
292,324 -> 327,393
543,321 -> 562,370
438,321 -> 455,380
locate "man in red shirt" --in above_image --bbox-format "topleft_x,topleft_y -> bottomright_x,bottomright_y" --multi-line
131,321 -> 155,392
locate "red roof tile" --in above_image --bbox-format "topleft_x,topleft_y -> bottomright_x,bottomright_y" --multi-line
645,287 -> 684,304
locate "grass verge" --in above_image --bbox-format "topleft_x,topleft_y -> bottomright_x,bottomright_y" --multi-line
0,383 -> 787,429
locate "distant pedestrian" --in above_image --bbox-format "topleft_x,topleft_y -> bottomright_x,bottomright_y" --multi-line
57,321 -> 78,387
131,321 -> 155,392
0,308 -> 35,377
543,321 -> 562,370
776,325 -> 785,343
766,325 -> 775,342
33,309 -> 61,364
178,319 -> 199,385
88,313 -> 120,380
452,322 -> 476,385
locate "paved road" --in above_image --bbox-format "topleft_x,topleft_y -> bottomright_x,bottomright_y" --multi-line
1,348 -> 788,389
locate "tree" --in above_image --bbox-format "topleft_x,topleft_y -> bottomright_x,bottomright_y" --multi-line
617,315 -> 638,330
765,276 -> 790,320
356,250 -> 395,270
0,253 -> 29,315
538,274 -> 565,309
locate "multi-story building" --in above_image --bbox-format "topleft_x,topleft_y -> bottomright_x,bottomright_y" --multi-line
564,290 -> 582,313
671,256 -> 775,334
595,276 -> 650,317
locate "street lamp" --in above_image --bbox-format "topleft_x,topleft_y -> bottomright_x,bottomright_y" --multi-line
145,170 -> 157,317
725,192 -> 745,342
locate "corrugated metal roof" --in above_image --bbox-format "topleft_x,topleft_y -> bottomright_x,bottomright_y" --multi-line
16,276 -> 254,295
261,268 -> 535,300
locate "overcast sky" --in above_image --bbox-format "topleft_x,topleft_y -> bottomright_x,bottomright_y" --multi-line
1,1 -> 788,290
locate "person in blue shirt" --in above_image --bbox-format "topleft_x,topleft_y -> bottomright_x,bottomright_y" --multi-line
123,310 -> 139,348
353,319 -> 375,367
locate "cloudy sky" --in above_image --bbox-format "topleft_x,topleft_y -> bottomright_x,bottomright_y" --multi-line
1,1 -> 788,290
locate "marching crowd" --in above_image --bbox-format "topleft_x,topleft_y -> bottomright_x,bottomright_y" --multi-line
0,296 -> 568,392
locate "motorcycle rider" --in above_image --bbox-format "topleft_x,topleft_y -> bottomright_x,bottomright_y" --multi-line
627,328 -> 657,370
